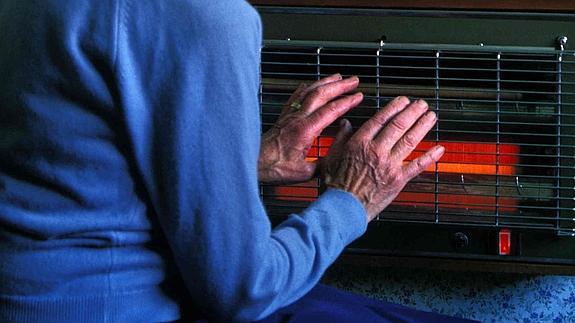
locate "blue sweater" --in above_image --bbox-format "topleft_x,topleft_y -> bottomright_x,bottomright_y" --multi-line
0,1 -> 367,322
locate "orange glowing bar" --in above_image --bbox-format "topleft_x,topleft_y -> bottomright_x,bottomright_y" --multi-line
304,138 -> 519,175
275,187 -> 518,211
274,137 -> 335,202
275,180 -> 318,202
306,137 -> 334,159
406,141 -> 519,175
275,137 -> 521,211
395,192 -> 517,212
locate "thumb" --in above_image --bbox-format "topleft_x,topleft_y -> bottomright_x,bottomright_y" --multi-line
330,119 -> 353,154
318,119 -> 353,179
303,159 -> 319,179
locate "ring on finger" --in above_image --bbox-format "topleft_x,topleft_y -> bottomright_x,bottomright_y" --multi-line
289,101 -> 303,112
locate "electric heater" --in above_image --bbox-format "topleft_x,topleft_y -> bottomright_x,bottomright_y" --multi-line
254,2 -> 575,273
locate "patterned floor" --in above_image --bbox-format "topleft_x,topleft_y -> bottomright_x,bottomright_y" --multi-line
323,263 -> 575,322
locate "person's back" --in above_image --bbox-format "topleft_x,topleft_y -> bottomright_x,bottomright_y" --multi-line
0,1 -> 264,321
1,1 -> 465,323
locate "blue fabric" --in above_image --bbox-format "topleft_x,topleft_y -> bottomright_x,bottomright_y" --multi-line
0,1 -> 368,322
324,265 -> 575,322
255,284 -> 476,323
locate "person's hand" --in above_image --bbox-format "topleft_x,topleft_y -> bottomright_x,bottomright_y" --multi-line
322,96 -> 445,221
258,74 -> 363,184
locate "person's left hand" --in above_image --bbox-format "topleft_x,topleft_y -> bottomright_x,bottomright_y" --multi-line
258,74 -> 363,184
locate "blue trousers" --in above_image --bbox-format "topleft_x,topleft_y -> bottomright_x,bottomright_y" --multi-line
255,284 -> 475,323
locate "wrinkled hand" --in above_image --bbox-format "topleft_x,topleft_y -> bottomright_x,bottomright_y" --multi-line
258,74 -> 363,184
322,96 -> 445,221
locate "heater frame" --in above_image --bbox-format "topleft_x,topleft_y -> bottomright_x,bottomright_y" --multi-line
256,5 -> 575,273
250,0 -> 575,12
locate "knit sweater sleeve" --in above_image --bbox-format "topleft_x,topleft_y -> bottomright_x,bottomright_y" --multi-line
115,1 -> 367,321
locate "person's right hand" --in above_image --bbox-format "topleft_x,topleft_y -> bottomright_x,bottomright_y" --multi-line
322,96 -> 445,221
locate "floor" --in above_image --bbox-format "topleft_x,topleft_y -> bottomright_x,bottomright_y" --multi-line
323,262 -> 575,322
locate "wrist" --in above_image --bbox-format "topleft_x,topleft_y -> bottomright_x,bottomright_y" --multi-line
325,181 -> 370,216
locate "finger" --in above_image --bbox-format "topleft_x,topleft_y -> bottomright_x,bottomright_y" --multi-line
330,119 -> 354,153
318,119 -> 352,178
300,73 -> 343,98
283,82 -> 309,114
302,160 -> 318,180
402,145 -> 445,179
302,76 -> 360,114
352,96 -> 410,142
390,111 -> 437,162
284,74 -> 343,112
306,92 -> 363,134
374,99 -> 429,148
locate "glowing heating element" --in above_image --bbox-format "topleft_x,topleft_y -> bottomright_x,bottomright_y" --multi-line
395,192 -> 517,212
302,138 -> 520,174
274,137 -> 520,211
407,141 -> 519,175
274,137 -> 333,202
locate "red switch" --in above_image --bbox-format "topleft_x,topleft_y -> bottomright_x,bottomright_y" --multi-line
499,229 -> 511,255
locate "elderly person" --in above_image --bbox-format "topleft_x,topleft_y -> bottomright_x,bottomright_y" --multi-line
0,1 -> 463,322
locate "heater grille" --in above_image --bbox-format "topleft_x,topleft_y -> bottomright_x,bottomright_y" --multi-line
259,40 -> 575,236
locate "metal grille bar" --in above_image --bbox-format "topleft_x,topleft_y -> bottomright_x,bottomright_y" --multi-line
264,40 -> 564,54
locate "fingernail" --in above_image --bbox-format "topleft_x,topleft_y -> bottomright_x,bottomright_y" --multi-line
426,111 -> 436,119
348,75 -> 359,83
350,92 -> 363,104
396,96 -> 410,105
433,145 -> 445,159
333,73 -> 342,80
410,100 -> 428,113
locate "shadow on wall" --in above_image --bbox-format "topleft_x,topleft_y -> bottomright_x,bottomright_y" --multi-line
322,263 -> 575,322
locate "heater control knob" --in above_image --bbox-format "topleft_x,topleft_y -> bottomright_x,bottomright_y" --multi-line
452,232 -> 469,249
